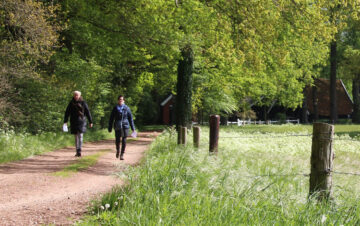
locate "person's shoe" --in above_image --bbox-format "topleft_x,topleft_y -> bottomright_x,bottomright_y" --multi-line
75,149 -> 81,157
116,150 -> 119,158
120,153 -> 124,160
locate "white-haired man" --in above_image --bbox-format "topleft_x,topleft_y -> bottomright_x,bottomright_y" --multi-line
64,91 -> 93,157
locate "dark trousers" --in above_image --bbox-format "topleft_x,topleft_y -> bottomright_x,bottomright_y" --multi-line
115,129 -> 129,154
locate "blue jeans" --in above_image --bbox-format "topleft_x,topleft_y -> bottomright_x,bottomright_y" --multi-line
75,133 -> 83,150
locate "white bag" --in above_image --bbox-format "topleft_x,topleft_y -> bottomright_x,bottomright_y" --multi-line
131,131 -> 137,138
63,123 -> 68,132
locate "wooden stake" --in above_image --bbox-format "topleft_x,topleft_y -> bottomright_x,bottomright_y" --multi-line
177,128 -> 182,144
209,115 -> 220,153
181,127 -> 187,145
309,122 -> 334,201
193,126 -> 200,148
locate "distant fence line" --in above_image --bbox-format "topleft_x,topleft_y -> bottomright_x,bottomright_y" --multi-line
227,118 -> 300,126
192,118 -> 300,126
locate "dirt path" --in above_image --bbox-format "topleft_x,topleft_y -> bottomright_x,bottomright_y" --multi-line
0,131 -> 160,226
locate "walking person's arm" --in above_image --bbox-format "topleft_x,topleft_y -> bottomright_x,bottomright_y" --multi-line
108,107 -> 115,132
64,102 -> 71,124
83,101 -> 93,128
127,107 -> 135,131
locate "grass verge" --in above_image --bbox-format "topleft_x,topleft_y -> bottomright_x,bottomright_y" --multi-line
78,124 -> 360,225
0,129 -> 114,164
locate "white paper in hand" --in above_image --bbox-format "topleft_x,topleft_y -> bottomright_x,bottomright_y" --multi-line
63,123 -> 68,132
131,131 -> 137,138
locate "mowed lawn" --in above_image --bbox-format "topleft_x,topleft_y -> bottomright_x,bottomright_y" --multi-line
80,124 -> 360,225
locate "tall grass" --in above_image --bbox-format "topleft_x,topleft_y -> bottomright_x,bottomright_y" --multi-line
80,124 -> 360,225
0,129 -> 113,164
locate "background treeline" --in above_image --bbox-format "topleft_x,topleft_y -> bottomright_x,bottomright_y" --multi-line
1,0 -> 360,134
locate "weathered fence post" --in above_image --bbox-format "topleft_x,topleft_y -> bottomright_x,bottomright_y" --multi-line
181,126 -> 187,145
209,115 -> 220,153
309,122 -> 334,201
177,128 -> 182,144
193,126 -> 200,148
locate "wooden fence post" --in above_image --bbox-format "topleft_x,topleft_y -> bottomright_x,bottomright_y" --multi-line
209,115 -> 220,153
177,128 -> 182,144
181,126 -> 187,145
193,126 -> 200,148
309,122 -> 334,201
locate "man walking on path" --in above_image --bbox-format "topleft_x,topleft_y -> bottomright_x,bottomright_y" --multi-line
64,91 -> 93,157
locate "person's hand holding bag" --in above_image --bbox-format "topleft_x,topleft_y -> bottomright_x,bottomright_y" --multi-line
63,123 -> 68,132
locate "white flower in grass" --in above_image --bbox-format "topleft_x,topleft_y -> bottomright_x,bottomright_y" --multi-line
321,215 -> 326,223
105,203 -> 110,209
114,202 -> 118,206
100,205 -> 105,210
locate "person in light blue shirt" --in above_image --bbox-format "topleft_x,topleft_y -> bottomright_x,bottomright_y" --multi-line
108,95 -> 135,160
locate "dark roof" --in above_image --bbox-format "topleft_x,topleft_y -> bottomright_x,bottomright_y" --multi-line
305,78 -> 353,116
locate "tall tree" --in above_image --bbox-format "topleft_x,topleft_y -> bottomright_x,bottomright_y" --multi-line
324,1 -> 360,123
0,0 -> 59,130
176,45 -> 194,129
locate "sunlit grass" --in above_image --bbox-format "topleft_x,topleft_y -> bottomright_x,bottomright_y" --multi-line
52,150 -> 110,177
0,129 -> 114,164
78,124 -> 360,225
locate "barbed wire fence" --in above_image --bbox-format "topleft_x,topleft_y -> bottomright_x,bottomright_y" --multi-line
184,121 -> 360,184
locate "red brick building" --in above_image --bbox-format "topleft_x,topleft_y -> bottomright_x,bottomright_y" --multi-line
160,94 -> 174,125
304,78 -> 353,117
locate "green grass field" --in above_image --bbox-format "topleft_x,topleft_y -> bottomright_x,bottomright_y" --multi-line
78,124 -> 360,225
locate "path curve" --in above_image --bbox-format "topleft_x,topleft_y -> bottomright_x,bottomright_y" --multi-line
0,131 -> 160,225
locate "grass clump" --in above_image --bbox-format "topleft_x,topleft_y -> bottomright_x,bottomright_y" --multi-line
52,150 -> 110,177
79,124 -> 360,225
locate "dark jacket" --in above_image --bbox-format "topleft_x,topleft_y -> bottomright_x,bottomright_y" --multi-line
108,104 -> 135,132
64,98 -> 93,134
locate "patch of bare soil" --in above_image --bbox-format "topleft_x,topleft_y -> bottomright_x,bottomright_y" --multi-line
0,131 -> 160,226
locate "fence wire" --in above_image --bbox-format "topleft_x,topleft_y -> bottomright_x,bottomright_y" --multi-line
332,171 -> 360,176
220,134 -> 360,143
220,134 -> 313,139
237,171 -> 360,179
242,173 -> 310,178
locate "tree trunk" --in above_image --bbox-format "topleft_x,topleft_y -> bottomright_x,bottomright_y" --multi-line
352,77 -> 360,123
263,106 -> 268,121
312,85 -> 319,122
302,88 -> 308,123
175,45 -> 193,130
330,40 -> 337,123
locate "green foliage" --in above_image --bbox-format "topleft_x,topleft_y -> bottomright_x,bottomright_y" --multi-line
136,92 -> 160,125
80,125 -> 360,225
4,0 -> 360,134
0,0 -> 60,128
